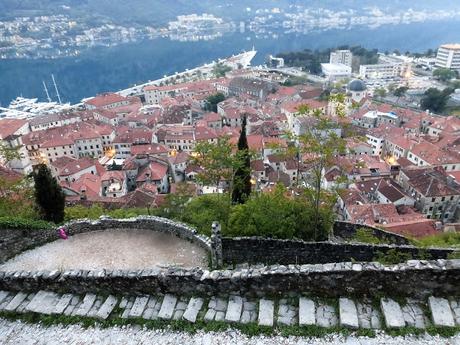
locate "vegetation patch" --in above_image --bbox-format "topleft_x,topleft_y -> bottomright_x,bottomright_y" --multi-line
0,216 -> 54,230
352,228 -> 389,245
1,310 -> 459,338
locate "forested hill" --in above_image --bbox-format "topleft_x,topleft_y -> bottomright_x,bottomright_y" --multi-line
2,0 -> 460,25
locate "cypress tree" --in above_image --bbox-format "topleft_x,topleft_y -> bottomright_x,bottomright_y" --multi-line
33,164 -> 65,223
232,115 -> 252,204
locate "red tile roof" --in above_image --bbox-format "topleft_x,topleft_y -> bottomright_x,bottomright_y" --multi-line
0,119 -> 28,139
85,93 -> 127,108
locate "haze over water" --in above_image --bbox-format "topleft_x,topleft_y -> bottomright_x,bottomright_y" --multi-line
1,19 -> 460,106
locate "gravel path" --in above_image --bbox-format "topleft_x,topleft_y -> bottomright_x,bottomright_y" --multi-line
0,319 -> 458,345
0,229 -> 208,271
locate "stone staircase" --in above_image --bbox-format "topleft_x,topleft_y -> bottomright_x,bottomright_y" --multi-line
0,290 -> 459,330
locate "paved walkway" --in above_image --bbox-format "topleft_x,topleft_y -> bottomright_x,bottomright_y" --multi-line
0,229 -> 208,271
1,289 -> 459,331
0,319 -> 458,345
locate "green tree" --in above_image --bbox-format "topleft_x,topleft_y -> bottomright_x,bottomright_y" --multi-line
375,87 -> 387,98
232,116 -> 251,204
160,182 -> 196,219
0,142 -> 21,165
212,63 -> 232,78
181,194 -> 231,236
393,86 -> 408,97
205,92 -> 225,112
420,87 -> 454,113
433,68 -> 458,82
191,136 -> 235,190
33,164 -> 65,223
295,101 -> 347,239
227,184 -> 333,241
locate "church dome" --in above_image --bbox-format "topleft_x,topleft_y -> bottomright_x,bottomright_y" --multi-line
347,79 -> 366,92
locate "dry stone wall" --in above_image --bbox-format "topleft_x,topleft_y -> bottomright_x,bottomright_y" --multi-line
0,260 -> 459,299
220,237 -> 454,265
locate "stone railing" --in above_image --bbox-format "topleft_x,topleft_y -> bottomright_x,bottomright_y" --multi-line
0,216 -> 212,265
333,221 -> 411,245
0,259 -> 459,299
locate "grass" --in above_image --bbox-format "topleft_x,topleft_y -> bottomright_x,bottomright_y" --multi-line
0,310 -> 459,338
410,232 -> 460,249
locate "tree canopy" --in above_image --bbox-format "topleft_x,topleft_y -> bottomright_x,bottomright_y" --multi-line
205,92 -> 225,112
231,115 -> 252,204
33,164 -> 65,223
420,87 -> 454,114
433,68 -> 458,82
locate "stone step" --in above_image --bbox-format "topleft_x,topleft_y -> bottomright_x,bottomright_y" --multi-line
450,300 -> 460,326
401,300 -> 428,329
87,297 -> 104,318
277,299 -> 298,325
316,303 -> 338,328
0,291 -> 10,305
25,291 -> 60,315
63,296 -> 80,316
225,295 -> 243,323
173,299 -> 188,320
356,301 -> 381,329
129,296 -> 150,318
142,297 -> 160,320
428,296 -> 455,327
182,297 -> 204,323
72,294 -> 97,317
381,298 -> 405,328
339,298 -> 359,329
95,295 -> 118,320
16,293 -> 36,313
2,289 -> 458,331
299,297 -> 315,326
240,299 -> 257,324
4,292 -> 29,312
158,294 -> 177,320
54,294 -> 74,315
258,299 -> 274,327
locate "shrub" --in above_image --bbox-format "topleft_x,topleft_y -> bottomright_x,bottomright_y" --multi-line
0,216 -> 54,230
373,249 -> 412,265
227,188 -> 333,241
353,228 -> 389,245
64,205 -> 156,221
412,232 -> 460,249
180,194 -> 231,236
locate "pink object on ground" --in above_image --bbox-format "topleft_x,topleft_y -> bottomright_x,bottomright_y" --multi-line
58,228 -> 68,240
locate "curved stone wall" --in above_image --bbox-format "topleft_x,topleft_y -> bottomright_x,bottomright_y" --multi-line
0,216 -> 211,265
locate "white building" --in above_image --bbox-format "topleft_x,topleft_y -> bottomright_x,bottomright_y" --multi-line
330,50 -> 353,67
321,63 -> 352,81
359,63 -> 402,79
435,44 -> 460,71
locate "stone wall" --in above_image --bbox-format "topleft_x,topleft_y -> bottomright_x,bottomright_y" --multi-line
333,221 -> 411,245
220,237 -> 454,266
0,260 -> 459,299
0,216 -> 212,265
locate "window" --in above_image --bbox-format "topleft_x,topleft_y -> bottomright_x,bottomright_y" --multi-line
431,197 -> 436,202
441,197 -> 445,201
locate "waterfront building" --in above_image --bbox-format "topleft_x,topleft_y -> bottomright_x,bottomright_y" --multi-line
435,44 -> 460,71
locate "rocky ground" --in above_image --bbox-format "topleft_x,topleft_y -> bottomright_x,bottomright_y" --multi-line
0,229 -> 208,271
0,319 -> 458,345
